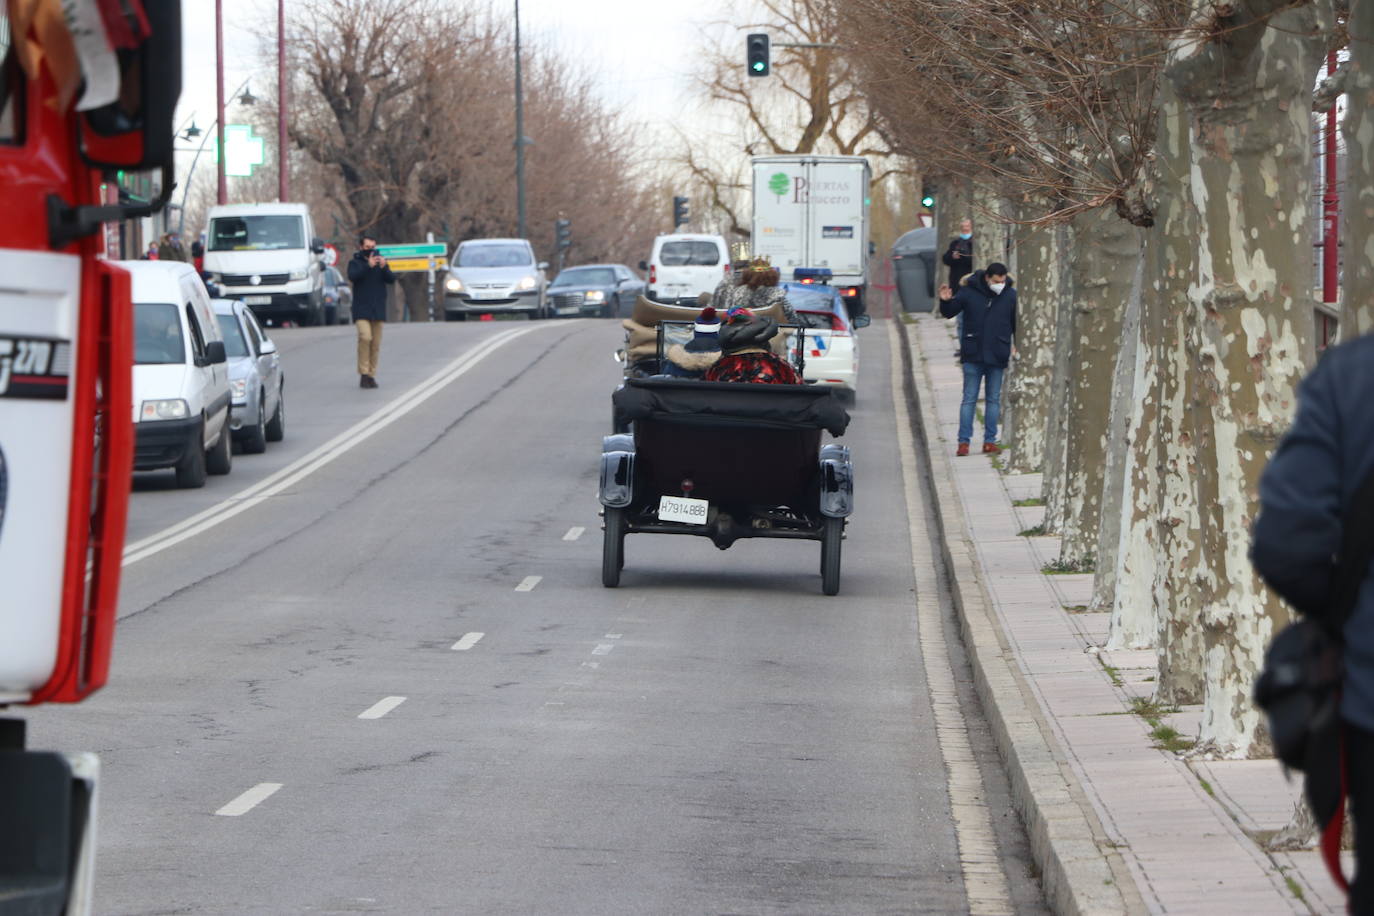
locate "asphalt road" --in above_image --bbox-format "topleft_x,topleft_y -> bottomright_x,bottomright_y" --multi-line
28,317 -> 1047,914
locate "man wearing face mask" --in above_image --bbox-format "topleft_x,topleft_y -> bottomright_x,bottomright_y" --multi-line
943,218 -> 975,354
347,234 -> 395,389
938,262 -> 1017,456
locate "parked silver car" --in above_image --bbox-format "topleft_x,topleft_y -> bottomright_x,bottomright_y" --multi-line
443,238 -> 548,320
213,299 -> 285,453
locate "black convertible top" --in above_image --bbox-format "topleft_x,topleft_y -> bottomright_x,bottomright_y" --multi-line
612,377 -> 850,437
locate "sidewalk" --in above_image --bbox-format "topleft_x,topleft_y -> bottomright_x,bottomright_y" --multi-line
898,315 -> 1348,915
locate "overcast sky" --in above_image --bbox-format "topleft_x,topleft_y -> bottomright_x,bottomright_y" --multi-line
173,1 -> 732,194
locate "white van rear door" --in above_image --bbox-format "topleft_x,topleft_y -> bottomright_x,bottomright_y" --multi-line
656,239 -> 722,299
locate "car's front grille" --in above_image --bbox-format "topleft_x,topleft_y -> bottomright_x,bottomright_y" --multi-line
552,293 -> 584,310
222,273 -> 290,286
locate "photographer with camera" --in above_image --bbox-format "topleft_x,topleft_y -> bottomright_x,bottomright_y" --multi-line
347,234 -> 395,389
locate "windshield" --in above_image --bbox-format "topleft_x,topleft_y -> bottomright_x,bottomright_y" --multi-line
134,303 -> 186,365
458,244 -> 532,268
215,313 -> 251,358
659,241 -> 720,266
554,268 -> 615,287
209,215 -> 305,252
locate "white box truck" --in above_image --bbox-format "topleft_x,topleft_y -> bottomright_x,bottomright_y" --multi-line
751,155 -> 872,316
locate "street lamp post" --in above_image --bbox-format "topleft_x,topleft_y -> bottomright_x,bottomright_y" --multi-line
278,0 -> 289,202
514,0 -> 526,240
215,0 -> 226,204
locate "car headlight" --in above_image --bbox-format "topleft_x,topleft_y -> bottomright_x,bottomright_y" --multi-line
289,268 -> 308,281
229,379 -> 247,402
584,290 -> 605,302
516,276 -> 537,291
445,276 -> 464,292
141,399 -> 189,421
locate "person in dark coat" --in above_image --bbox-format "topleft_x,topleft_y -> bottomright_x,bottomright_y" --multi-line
942,218 -> 975,351
704,307 -> 801,385
1251,333 -> 1374,913
937,263 -> 1016,456
347,234 -> 395,389
664,306 -> 722,379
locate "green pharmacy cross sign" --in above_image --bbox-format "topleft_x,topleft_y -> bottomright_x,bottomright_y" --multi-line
212,124 -> 266,178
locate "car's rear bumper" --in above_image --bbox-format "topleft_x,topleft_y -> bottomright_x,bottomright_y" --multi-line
134,417 -> 200,470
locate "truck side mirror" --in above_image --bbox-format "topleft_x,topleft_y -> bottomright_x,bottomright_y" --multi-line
311,237 -> 326,254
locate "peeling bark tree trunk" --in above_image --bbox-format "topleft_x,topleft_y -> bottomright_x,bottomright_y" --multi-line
1040,222 -> 1076,533
1055,206 -> 1137,568
1165,0 -> 1329,755
1005,216 -> 1063,474
1090,232 -> 1146,609
1345,0 -> 1374,338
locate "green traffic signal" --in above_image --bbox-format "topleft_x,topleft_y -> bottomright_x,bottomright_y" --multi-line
752,61 -> 765,72
921,194 -> 935,208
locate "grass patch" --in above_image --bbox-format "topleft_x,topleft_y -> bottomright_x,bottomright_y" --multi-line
1099,659 -> 1124,687
1128,696 -> 1180,720
1198,777 -> 1215,798
1019,524 -> 1048,537
1142,676 -> 1156,683
1127,696 -> 1196,754
1285,875 -> 1305,901
1042,556 -> 1096,575
1063,603 -> 1090,612
1150,724 -> 1194,754
1012,497 -> 1045,507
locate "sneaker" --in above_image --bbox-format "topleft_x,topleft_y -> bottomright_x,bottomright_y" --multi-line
956,442 -> 970,457
982,442 -> 1000,454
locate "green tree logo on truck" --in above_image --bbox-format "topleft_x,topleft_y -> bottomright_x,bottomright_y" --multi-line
768,172 -> 790,201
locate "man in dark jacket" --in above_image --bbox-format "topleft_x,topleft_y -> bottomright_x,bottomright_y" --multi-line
1252,333 -> 1374,913
938,263 -> 1016,456
942,218 -> 974,353
347,235 -> 395,388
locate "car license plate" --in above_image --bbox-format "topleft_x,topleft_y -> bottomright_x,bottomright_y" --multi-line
471,289 -> 503,299
658,495 -> 708,525
244,295 -> 271,305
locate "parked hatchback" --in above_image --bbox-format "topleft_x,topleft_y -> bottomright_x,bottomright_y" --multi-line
548,264 -> 645,318
443,239 -> 548,320
124,260 -> 234,488
213,299 -> 285,454
640,234 -> 730,305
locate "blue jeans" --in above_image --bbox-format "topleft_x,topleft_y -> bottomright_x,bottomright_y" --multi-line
958,362 -> 1004,444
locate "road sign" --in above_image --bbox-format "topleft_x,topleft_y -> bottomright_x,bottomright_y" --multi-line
386,256 -> 449,273
376,242 -> 447,260
322,243 -> 339,267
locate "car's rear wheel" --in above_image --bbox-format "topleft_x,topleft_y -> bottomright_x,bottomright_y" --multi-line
173,419 -> 208,489
241,395 -> 268,454
207,418 -> 233,476
602,507 -> 627,588
266,385 -> 286,442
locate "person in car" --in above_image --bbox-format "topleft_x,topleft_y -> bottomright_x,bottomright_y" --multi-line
709,242 -> 752,311
704,307 -> 801,385
726,255 -> 797,324
664,307 -> 722,379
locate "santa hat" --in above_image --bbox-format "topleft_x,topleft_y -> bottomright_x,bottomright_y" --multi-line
685,306 -> 722,354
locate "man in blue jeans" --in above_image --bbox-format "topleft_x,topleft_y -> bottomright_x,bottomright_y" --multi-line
937,262 -> 1017,456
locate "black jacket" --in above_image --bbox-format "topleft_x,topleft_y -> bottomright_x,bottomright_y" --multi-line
1252,334 -> 1374,731
938,269 -> 1017,367
942,236 -> 973,286
347,250 -> 396,321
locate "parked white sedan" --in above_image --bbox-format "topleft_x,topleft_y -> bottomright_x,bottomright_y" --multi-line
781,282 -> 870,398
213,299 -> 285,453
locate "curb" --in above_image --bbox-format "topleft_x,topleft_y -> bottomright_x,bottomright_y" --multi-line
894,317 -> 1146,915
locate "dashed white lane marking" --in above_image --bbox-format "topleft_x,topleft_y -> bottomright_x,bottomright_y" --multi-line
358,696 -> 407,720
563,527 -> 586,541
592,643 -> 615,656
889,323 -> 1014,914
515,576 -> 543,592
605,633 -> 622,639
581,661 -> 600,669
215,783 -> 282,817
451,632 -> 485,651
121,324 -> 550,572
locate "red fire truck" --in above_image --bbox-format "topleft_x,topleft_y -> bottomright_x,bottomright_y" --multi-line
1,2 -> 180,912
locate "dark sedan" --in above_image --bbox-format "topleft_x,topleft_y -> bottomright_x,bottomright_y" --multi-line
548,264 -> 644,318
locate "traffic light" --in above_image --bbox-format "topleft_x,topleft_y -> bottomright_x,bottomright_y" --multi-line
747,33 -> 770,77
921,184 -> 936,209
672,196 -> 689,228
555,218 -> 571,250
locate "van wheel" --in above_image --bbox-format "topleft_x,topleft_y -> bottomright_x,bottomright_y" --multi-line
266,386 -> 286,442
241,396 -> 269,454
207,419 -> 233,475
174,420 -> 208,489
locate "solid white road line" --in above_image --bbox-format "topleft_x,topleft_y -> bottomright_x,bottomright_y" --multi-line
592,643 -> 615,656
358,696 -> 407,720
122,324 -> 553,569
515,576 -> 542,592
451,632 -> 485,651
889,323 -> 1014,915
563,526 -> 585,541
215,782 -> 282,817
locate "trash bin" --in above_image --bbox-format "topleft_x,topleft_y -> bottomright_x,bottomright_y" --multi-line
891,226 -> 937,313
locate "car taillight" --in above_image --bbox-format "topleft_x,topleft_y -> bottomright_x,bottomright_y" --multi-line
650,265 -> 657,284
723,264 -> 730,276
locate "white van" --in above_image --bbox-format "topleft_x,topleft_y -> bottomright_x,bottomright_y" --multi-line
203,202 -> 327,326
123,260 -> 234,488
640,233 -> 730,305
